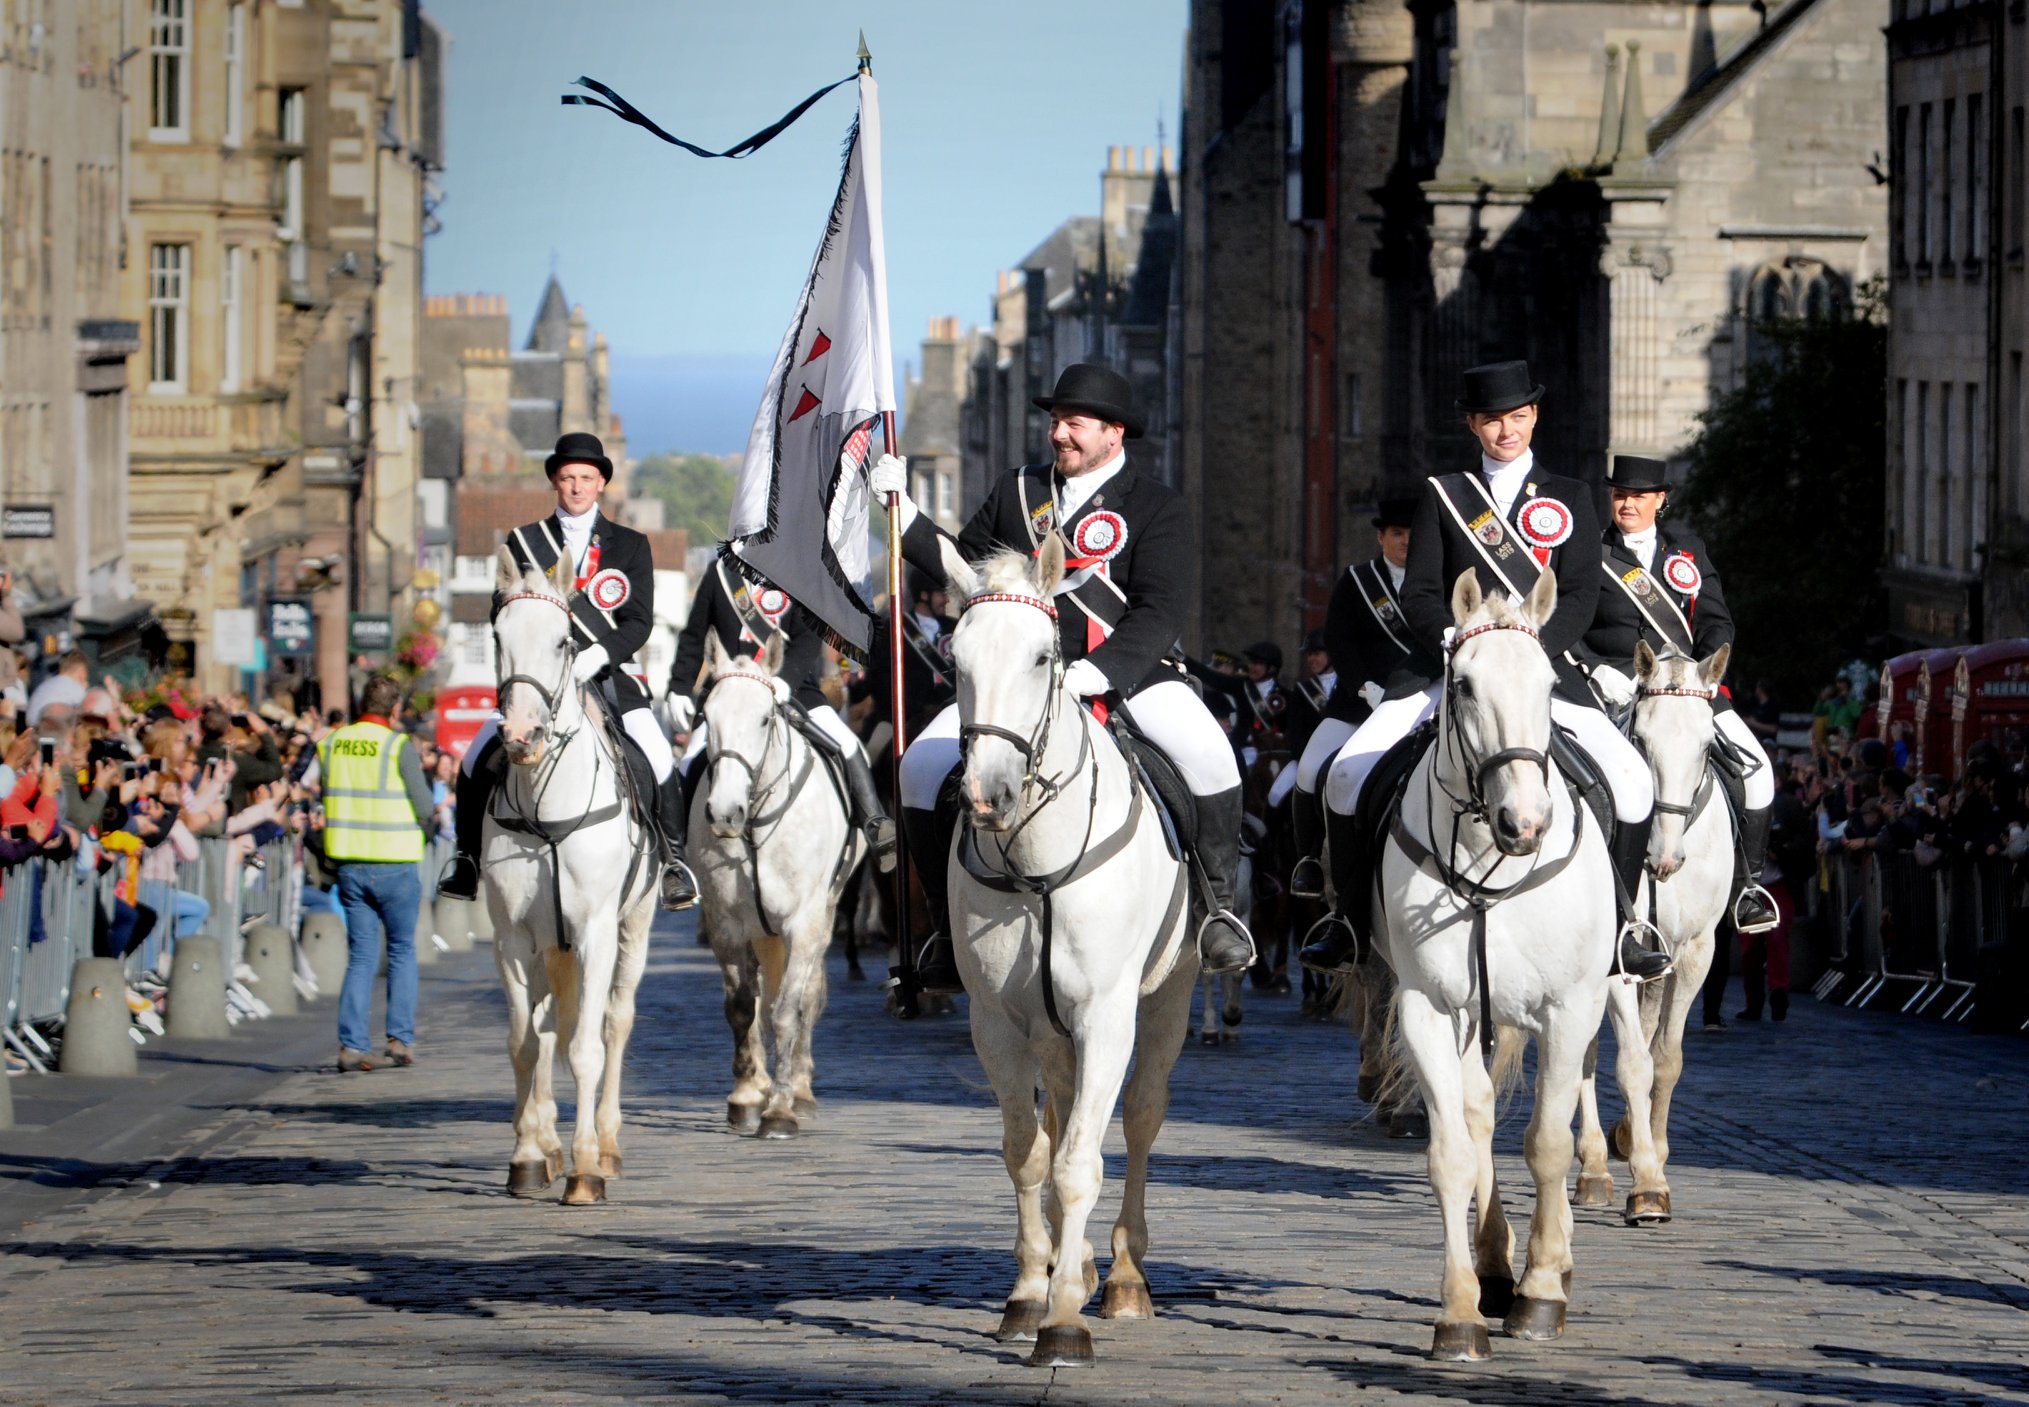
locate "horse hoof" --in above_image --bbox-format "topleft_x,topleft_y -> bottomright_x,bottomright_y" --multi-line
757,1114 -> 799,1140
792,1096 -> 818,1120
1624,1190 -> 1672,1225
561,1173 -> 607,1206
597,1151 -> 624,1179
1099,1280 -> 1154,1320
994,1299 -> 1047,1342
505,1160 -> 554,1197
1388,1108 -> 1430,1140
1575,1173 -> 1615,1208
1200,1031 -> 1219,1046
1356,1073 -> 1381,1104
1222,1005 -> 1242,1026
727,1102 -> 762,1134
1431,1322 -> 1493,1361
1027,1325 -> 1095,1367
1476,1274 -> 1515,1318
1610,1118 -> 1632,1162
1503,1296 -> 1566,1341
544,1148 -> 565,1183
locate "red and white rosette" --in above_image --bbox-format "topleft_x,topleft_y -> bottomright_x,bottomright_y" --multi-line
1070,510 -> 1129,564
754,586 -> 790,625
585,568 -> 631,612
1516,497 -> 1574,551
1661,552 -> 1703,597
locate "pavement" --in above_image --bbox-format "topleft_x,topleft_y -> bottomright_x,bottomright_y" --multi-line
2,913 -> 2026,1406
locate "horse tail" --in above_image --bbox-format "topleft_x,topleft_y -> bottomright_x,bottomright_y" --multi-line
1489,1024 -> 1530,1113
1372,985 -> 1416,1116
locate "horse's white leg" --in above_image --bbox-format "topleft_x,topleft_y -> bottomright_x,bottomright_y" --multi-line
1574,1032 -> 1614,1207
970,1000 -> 1051,1342
1030,1009 -> 1136,1366
531,969 -> 564,1178
714,935 -> 770,1134
767,910 -> 829,1130
1646,922 -> 1714,1207
1463,1034 -> 1516,1312
1104,957 -> 1195,1321
1397,986 -> 1489,1360
498,943 -> 555,1196
595,900 -> 652,1178
1605,977 -> 1668,1223
551,931 -> 616,1205
1509,1001 -> 1594,1339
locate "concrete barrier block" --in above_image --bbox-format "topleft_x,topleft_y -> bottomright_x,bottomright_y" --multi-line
168,935 -> 231,1039
0,1051 -> 12,1124
59,957 -> 140,1076
300,912 -> 348,995
241,922 -> 297,1017
414,893 -> 439,967
434,897 -> 477,952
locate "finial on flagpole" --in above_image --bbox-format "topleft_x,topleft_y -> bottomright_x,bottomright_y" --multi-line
857,30 -> 872,74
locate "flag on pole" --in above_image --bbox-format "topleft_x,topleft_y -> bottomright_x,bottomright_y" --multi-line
723,71 -> 894,657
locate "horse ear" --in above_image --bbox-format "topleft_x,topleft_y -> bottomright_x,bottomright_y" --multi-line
703,630 -> 725,678
1523,568 -> 1558,630
549,556 -> 575,600
1700,642 -> 1732,689
760,632 -> 786,677
1450,570 -> 1482,625
1634,639 -> 1658,683
495,547 -> 520,593
1034,534 -> 1066,597
935,537 -> 980,605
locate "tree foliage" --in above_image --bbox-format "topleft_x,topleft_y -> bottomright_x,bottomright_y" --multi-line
630,452 -> 738,550
1674,296 -> 1887,703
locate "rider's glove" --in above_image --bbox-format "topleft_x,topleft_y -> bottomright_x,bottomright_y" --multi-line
571,644 -> 609,685
1360,680 -> 1385,711
1590,663 -> 1637,707
1063,659 -> 1110,698
666,692 -> 696,732
868,453 -> 919,532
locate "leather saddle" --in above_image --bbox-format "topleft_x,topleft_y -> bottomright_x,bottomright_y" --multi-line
1106,712 -> 1196,861
1357,719 -> 1618,851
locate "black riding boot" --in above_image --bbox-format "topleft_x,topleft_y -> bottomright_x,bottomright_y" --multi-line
901,804 -> 963,994
1300,802 -> 1365,973
1731,805 -> 1778,933
436,741 -> 499,901
1194,787 -> 1258,977
841,749 -> 898,872
655,770 -> 699,910
1611,819 -> 1672,979
1289,783 -> 1326,900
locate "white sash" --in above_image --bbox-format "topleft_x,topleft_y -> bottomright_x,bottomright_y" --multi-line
1353,560 -> 1414,654
1599,554 -> 1694,650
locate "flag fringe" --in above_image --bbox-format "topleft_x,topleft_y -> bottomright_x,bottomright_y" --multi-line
716,539 -> 875,664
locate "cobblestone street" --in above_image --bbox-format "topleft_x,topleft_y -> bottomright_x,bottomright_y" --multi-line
4,915 -> 2027,1405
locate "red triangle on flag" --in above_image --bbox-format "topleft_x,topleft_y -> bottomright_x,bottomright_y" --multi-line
788,387 -> 821,422
801,330 -> 831,365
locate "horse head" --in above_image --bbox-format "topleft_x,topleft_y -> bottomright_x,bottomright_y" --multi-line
493,548 -> 579,766
1445,569 -> 1559,856
944,534 -> 1066,832
1632,639 -> 1730,879
700,628 -> 788,838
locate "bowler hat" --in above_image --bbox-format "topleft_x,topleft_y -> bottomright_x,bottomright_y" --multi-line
1455,360 -> 1546,416
1031,362 -> 1146,440
1244,640 -> 1284,671
1372,496 -> 1418,530
545,430 -> 613,481
1607,454 -> 1670,492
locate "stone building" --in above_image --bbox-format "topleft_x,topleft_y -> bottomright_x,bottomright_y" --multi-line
0,2 -> 141,664
1882,0 -> 2029,645
959,145 -> 1180,511
122,0 -> 443,705
1177,0 -> 1889,654
898,316 -> 967,535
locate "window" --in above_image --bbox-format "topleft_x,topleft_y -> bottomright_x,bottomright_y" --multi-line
1964,382 -> 1981,573
1341,371 -> 1364,439
1967,93 -> 1985,263
1941,99 -> 1955,265
1940,382 -> 1956,565
279,88 -> 306,282
1915,382 -> 1930,564
937,471 -> 954,518
148,243 -> 190,390
223,3 -> 246,148
221,245 -> 243,391
149,0 -> 190,140
1918,103 -> 1933,265
2013,107 -> 2026,256
1893,106 -> 1909,266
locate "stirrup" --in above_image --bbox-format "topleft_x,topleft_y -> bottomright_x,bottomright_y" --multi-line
1197,909 -> 1256,976
1732,883 -> 1779,934
865,817 -> 898,874
1614,917 -> 1673,982
1288,854 -> 1326,901
436,853 -> 479,902
1298,911 -> 1361,974
660,856 -> 699,911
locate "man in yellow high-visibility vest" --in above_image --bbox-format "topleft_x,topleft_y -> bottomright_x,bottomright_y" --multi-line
318,674 -> 433,1073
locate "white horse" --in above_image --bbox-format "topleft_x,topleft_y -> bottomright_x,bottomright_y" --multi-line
692,632 -> 862,1140
485,551 -> 659,1205
938,537 -> 1198,1369
1576,641 -> 1733,1224
1374,570 -> 1629,1360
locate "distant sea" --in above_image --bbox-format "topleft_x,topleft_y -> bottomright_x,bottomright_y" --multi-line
609,352 -> 775,457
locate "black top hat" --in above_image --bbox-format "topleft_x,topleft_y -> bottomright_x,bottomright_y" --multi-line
1372,496 -> 1418,530
1302,628 -> 1328,654
1455,360 -> 1546,416
545,430 -> 614,481
1243,640 -> 1283,671
1031,362 -> 1146,440
1607,454 -> 1670,492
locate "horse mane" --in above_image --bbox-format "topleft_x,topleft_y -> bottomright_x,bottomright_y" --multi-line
1465,592 -> 1527,632
974,547 -> 1046,601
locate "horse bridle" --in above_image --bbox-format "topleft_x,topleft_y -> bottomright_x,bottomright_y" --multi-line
956,591 -> 1076,804
1440,618 -> 1553,820
702,668 -> 790,821
495,590 -> 583,753
1635,662 -> 1719,822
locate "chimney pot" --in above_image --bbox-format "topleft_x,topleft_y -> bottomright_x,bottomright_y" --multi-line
1142,145 -> 1154,171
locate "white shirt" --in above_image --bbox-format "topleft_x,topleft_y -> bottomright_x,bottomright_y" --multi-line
912,611 -> 943,643
1056,450 -> 1127,522
1622,526 -> 1659,571
555,504 -> 598,574
1385,559 -> 1406,592
1480,448 -> 1536,519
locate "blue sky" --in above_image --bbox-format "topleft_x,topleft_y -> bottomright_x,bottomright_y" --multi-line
422,0 -> 1185,455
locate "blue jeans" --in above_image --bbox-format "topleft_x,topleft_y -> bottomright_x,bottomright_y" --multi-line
336,861 -> 421,1053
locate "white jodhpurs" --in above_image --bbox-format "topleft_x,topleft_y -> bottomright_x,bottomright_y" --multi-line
623,707 -> 676,784
1323,685 -> 1654,824
805,703 -> 861,756
1266,715 -> 1357,808
900,677 -> 1241,811
1717,706 -> 1774,809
